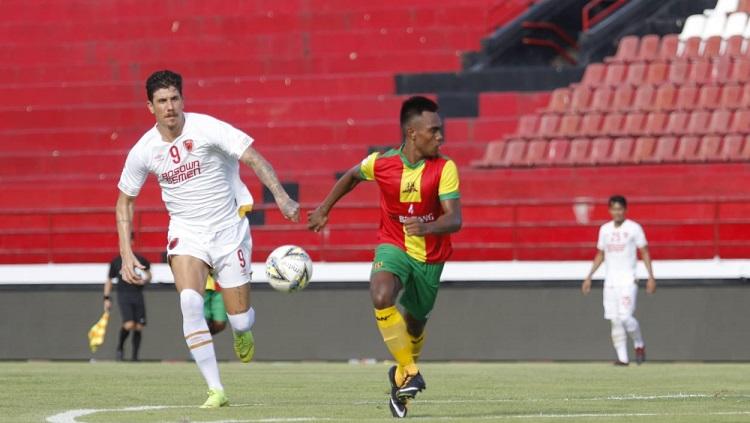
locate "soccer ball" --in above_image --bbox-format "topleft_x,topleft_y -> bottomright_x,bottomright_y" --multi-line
265,245 -> 313,293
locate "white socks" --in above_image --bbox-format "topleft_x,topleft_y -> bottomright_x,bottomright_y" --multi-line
623,316 -> 644,349
611,316 -> 645,363
228,307 -> 255,333
181,289 -> 223,390
610,319 -> 629,363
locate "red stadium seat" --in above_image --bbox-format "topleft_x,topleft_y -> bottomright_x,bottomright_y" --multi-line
609,36 -> 639,63
742,135 -> 750,160
686,111 -> 711,135
474,141 -> 505,167
538,114 -> 561,137
567,138 -> 591,165
647,61 -> 669,85
658,35 -> 679,61
675,85 -> 699,111
525,139 -> 548,166
601,112 -> 625,136
569,87 -> 593,112
701,36 -> 722,58
698,135 -> 723,161
707,109 -> 732,134
644,111 -> 669,135
721,134 -> 745,160
739,83 -> 750,108
589,137 -> 613,164
633,136 -> 657,163
687,59 -> 711,85
711,56 -> 733,84
729,58 -> 750,82
621,112 -> 646,136
546,88 -> 571,113
697,84 -> 721,110
579,112 -> 604,136
631,85 -> 655,111
667,61 -> 690,85
637,35 -> 660,62
652,84 -> 677,111
665,111 -> 690,135
719,83 -> 744,109
581,63 -> 606,86
729,109 -> 750,133
625,62 -> 647,86
604,63 -> 628,86
589,86 -> 614,112
679,37 -> 702,60
558,114 -> 582,137
724,35 -> 745,58
545,138 -> 570,165
517,115 -> 540,137
676,136 -> 701,162
611,85 -> 635,111
605,137 -> 635,164
649,136 -> 679,162
503,139 -> 527,166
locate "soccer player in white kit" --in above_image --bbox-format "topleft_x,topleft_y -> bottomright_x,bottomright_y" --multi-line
582,195 -> 656,365
115,70 -> 300,408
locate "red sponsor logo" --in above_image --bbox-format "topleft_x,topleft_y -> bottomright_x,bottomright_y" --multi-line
183,139 -> 194,152
168,238 -> 179,250
160,160 -> 201,184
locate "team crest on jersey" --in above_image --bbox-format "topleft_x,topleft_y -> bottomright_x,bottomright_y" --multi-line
183,139 -> 194,152
168,238 -> 179,250
402,181 -> 418,194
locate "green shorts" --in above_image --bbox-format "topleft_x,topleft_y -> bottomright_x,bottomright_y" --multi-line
204,290 -> 227,322
372,243 -> 445,321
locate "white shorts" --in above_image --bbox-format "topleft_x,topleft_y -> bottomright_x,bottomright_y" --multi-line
166,218 -> 252,289
603,281 -> 637,321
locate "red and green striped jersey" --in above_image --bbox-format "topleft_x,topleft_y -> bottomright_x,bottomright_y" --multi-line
358,147 -> 460,263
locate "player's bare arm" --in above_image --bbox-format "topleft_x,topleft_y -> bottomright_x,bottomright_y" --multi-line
307,164 -> 363,232
115,191 -> 146,284
639,246 -> 656,294
582,250 -> 604,295
403,198 -> 462,236
239,146 -> 300,222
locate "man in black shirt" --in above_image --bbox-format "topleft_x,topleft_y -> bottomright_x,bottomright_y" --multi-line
104,252 -> 152,361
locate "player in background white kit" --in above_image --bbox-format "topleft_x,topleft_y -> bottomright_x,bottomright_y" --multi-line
115,70 -> 300,408
582,195 -> 656,366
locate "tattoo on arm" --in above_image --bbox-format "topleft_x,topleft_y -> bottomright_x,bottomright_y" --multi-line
243,149 -> 287,199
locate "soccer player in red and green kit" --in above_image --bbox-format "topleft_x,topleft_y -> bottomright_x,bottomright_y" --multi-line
308,96 -> 461,418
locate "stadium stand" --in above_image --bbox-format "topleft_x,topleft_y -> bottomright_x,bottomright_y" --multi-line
0,0 -> 536,264
2,0 -> 749,265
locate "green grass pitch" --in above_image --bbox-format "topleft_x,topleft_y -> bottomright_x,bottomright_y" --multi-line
3,361 -> 749,422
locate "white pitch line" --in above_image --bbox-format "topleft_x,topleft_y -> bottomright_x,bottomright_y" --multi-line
46,404 -> 261,423
46,395 -> 750,423
46,408 -> 750,423
352,392 -> 720,405
187,419 -> 329,423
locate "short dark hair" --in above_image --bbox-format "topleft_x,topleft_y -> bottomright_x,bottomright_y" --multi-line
146,70 -> 183,102
400,96 -> 438,138
608,195 -> 627,208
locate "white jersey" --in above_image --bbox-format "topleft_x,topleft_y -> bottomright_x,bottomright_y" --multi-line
118,112 -> 253,234
597,219 -> 647,285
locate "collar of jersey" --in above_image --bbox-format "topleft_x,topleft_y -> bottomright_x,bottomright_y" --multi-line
398,146 -> 425,169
